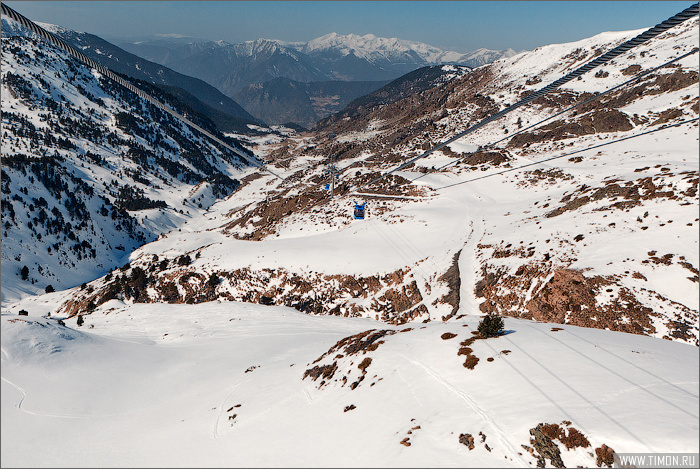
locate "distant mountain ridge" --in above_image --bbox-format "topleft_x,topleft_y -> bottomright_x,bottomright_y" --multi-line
289,32 -> 517,68
118,33 -> 518,95
118,33 -> 516,126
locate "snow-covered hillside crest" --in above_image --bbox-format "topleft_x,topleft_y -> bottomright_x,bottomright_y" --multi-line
462,47 -> 519,67
2,304 -> 698,467
1,31 -> 255,304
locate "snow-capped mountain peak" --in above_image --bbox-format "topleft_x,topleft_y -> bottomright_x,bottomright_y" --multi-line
34,21 -> 78,36
291,32 -> 520,68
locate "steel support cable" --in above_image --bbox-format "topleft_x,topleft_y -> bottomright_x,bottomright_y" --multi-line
367,218 -> 416,270
346,3 -> 699,195
406,47 -> 700,185
367,218 -> 435,296
230,115 -> 698,241
383,220 -> 433,267
432,117 -> 699,191
0,2 -> 283,180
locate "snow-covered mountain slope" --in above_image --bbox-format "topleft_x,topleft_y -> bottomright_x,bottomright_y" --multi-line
233,77 -> 391,128
317,64 -> 472,128
1,12 -> 698,468
1,34 -> 257,303
2,304 -> 697,467
41,15 -> 697,343
0,18 -> 262,133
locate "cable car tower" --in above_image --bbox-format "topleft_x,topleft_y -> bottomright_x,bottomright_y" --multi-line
324,155 -> 339,197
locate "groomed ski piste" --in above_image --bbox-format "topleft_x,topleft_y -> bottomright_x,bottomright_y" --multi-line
2,6 -> 699,469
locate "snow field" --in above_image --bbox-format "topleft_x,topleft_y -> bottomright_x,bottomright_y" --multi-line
2,303 -> 698,467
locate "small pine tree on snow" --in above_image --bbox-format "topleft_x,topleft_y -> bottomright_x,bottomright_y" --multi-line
45,284 -> 55,293
259,296 -> 274,306
20,265 -> 29,281
477,313 -> 504,338
206,272 -> 219,289
76,314 -> 84,327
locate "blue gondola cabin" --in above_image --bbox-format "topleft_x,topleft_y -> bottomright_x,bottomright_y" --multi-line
354,202 -> 366,219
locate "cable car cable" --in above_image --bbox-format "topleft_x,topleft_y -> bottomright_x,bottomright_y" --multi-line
432,117 -> 699,191
0,2 -> 284,181
406,46 -> 699,185
345,3 -> 699,195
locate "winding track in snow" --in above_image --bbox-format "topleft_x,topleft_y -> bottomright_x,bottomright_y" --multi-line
303,387 -> 315,404
458,217 -> 481,315
212,380 -> 249,439
2,376 -> 27,410
398,353 -> 529,467
1,373 -> 174,419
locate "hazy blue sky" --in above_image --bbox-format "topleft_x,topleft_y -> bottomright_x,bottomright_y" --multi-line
4,1 -> 694,52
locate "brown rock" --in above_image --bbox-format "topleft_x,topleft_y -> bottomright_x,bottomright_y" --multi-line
595,444 -> 616,468
530,424 -> 565,468
459,433 -> 475,450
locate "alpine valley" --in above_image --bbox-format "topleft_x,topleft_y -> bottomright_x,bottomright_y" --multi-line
117,32 -> 517,127
1,9 -> 698,469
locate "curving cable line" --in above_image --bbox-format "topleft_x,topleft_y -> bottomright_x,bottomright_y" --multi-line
407,47 -> 699,185
346,3 -> 699,195
432,117 -> 700,191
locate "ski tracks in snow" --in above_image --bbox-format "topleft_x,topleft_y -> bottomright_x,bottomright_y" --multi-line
458,217 -> 482,315
2,376 -> 27,410
303,387 -> 315,404
212,380 -> 249,439
398,354 -> 529,467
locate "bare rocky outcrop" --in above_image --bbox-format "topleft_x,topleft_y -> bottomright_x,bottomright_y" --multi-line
57,255 -> 436,325
460,150 -> 511,167
436,250 -> 461,321
303,362 -> 338,383
529,424 -> 565,468
303,328 -> 400,390
458,433 -> 475,450
223,189 -> 328,240
595,444 -> 616,468
525,421 -> 592,467
545,172 -> 691,218
508,109 -> 633,147
478,265 -> 660,336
